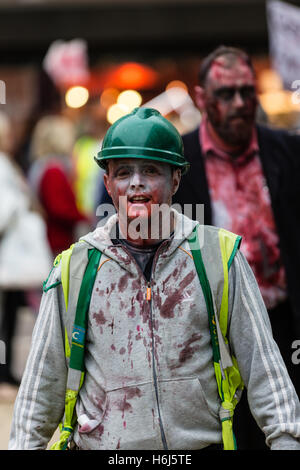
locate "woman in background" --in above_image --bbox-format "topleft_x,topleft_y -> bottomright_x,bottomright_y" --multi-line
0,112 -> 37,398
29,115 -> 90,257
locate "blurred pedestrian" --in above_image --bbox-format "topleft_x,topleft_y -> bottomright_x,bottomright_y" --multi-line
0,111 -> 22,398
0,112 -> 51,399
173,45 -> 300,449
72,105 -> 109,222
29,115 -> 90,256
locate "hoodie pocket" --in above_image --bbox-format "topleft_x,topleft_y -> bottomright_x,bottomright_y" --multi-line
158,377 -> 221,449
196,377 -> 219,419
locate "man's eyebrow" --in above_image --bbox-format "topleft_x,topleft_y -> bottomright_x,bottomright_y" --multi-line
141,161 -> 161,168
215,86 -> 234,91
114,161 -> 132,169
112,164 -> 131,174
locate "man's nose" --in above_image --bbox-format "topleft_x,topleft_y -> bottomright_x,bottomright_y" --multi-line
130,170 -> 144,188
232,90 -> 245,108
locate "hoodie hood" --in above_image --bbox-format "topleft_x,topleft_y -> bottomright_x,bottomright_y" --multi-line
80,209 -> 199,272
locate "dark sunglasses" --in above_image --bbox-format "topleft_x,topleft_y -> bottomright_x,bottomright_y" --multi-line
213,86 -> 256,102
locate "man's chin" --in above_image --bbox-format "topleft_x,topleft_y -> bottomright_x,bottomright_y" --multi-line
220,126 -> 253,148
127,207 -> 150,220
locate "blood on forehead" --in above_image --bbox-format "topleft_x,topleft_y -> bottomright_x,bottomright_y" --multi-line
207,56 -> 255,88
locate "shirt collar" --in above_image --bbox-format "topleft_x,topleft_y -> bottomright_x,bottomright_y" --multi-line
200,115 -> 259,165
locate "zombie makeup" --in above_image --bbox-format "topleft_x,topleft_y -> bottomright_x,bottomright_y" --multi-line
204,56 -> 257,148
213,85 -> 256,102
103,158 -> 180,245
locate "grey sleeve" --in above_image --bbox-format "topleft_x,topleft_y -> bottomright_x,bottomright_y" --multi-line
8,267 -> 68,449
228,250 -> 300,450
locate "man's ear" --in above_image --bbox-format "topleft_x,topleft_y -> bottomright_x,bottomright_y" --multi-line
194,85 -> 206,112
103,172 -> 111,197
172,168 -> 182,196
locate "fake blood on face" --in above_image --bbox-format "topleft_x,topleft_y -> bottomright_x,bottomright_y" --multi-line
204,58 -> 257,148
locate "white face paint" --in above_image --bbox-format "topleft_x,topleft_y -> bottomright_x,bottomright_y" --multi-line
104,158 -> 181,246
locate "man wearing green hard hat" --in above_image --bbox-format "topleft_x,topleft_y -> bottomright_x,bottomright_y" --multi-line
96,107 -> 189,245
10,107 -> 300,451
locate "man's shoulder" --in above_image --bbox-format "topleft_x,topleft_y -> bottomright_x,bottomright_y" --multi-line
181,123 -> 300,147
257,123 -> 300,146
257,124 -> 300,170
202,224 -> 241,240
42,237 -> 96,299
194,224 -> 241,247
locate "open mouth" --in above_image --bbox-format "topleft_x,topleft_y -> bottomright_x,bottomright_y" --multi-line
129,195 -> 151,203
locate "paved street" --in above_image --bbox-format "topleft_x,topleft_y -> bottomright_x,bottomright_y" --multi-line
0,307 -> 59,450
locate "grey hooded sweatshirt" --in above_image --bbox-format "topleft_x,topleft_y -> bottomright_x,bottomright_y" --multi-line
9,211 -> 300,450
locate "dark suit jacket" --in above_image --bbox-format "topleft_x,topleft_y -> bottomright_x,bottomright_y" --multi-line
173,125 -> 300,332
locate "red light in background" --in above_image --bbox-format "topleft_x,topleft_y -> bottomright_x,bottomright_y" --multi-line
104,62 -> 159,90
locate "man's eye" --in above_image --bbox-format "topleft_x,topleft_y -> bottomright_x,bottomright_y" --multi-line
215,88 -> 234,101
116,169 -> 130,177
240,86 -> 255,99
144,166 -> 158,175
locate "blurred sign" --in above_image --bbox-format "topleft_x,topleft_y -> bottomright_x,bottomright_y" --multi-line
43,39 -> 89,88
267,0 -> 300,89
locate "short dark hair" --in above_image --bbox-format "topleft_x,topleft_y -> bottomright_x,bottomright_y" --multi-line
198,45 -> 255,87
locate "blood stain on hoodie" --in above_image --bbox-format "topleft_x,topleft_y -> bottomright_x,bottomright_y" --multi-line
127,330 -> 133,355
116,387 -> 142,421
178,333 -> 202,364
127,297 -> 136,318
169,333 -> 202,370
118,272 -> 130,292
93,310 -> 107,334
160,271 -> 196,319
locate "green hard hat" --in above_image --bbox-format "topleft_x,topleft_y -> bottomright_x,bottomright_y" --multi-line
95,107 -> 190,174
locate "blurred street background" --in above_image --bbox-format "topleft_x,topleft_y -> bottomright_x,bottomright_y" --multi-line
0,306 -> 60,449
1,0 -> 300,450
0,307 -> 34,449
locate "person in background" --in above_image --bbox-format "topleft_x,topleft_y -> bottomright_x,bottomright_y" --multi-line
0,112 -> 33,398
72,104 -> 109,223
29,115 -> 90,257
173,45 -> 300,449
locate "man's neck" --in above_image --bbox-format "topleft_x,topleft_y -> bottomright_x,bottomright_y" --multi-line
121,234 -> 162,248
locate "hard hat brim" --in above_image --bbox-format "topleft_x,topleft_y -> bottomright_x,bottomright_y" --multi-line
95,146 -> 190,174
